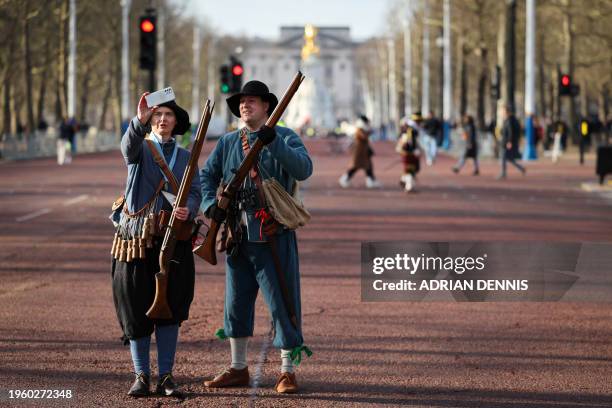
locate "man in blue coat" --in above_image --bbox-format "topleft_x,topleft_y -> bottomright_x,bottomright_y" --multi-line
200,81 -> 313,393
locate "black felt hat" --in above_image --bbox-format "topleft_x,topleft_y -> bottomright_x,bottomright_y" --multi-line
158,100 -> 190,135
226,80 -> 278,118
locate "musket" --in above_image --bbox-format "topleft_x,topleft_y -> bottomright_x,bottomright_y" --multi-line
197,71 -> 306,266
146,99 -> 215,319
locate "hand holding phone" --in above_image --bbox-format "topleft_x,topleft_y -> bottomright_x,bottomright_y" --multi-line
145,87 -> 175,107
137,93 -> 156,125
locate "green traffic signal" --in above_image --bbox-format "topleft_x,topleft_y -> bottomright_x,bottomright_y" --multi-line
220,83 -> 229,93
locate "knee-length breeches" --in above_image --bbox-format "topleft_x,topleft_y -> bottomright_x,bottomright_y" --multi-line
223,231 -> 303,349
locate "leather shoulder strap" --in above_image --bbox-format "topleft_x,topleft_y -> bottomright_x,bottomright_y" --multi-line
145,136 -> 180,194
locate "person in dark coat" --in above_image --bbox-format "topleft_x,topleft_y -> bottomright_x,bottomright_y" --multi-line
498,105 -> 526,179
396,113 -> 422,192
112,92 -> 201,397
57,117 -> 76,165
338,115 -> 382,188
452,115 -> 479,175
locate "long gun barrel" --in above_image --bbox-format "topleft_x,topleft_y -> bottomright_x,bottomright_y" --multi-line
197,71 -> 305,265
146,100 -> 215,319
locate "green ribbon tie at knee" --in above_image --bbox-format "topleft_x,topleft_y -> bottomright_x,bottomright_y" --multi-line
290,345 -> 313,366
214,328 -> 228,340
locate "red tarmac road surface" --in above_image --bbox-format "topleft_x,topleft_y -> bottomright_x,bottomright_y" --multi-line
0,139 -> 611,407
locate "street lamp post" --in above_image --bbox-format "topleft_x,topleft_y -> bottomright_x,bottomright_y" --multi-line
442,0 -> 452,149
421,1 -> 430,116
523,0 -> 538,160
67,0 -> 76,119
121,0 -> 131,122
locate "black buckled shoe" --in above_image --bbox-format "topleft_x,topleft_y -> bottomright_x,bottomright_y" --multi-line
127,372 -> 150,398
156,373 -> 179,397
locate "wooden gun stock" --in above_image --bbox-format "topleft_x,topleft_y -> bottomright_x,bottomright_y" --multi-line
196,72 -> 305,266
147,271 -> 172,319
194,218 -> 220,265
146,100 -> 215,319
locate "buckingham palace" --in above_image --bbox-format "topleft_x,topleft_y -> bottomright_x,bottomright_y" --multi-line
241,26 -> 362,124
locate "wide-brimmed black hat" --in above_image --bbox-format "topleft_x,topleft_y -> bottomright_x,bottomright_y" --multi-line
226,80 -> 278,118
157,100 -> 190,135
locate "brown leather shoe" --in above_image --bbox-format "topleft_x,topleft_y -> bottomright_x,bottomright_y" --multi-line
275,372 -> 299,394
204,367 -> 250,388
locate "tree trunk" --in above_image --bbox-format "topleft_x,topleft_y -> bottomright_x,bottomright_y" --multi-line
601,85 -> 609,122
537,31 -> 547,118
554,66 -> 561,121
112,44 -> 123,133
98,61 -> 113,130
23,0 -> 36,135
78,66 -> 91,124
36,5 -> 52,126
2,78 -> 11,138
2,35 -> 16,137
476,47 -> 488,130
459,39 -> 468,118
438,26 -> 444,119
504,0 -> 516,111
57,0 -> 68,120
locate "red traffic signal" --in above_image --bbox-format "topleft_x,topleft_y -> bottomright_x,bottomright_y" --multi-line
139,13 -> 157,70
232,64 -> 244,76
229,57 -> 243,93
559,73 -> 572,96
561,75 -> 570,87
140,19 -> 155,33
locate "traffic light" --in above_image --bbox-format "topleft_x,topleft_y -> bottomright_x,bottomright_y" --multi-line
219,65 -> 230,94
139,11 -> 157,70
559,74 -> 571,96
559,74 -> 580,97
580,119 -> 590,138
230,57 -> 243,93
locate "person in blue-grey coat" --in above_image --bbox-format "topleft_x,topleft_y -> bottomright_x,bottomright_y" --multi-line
111,92 -> 201,398
200,80 -> 313,394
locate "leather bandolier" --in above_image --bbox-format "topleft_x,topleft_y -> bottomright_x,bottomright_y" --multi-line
111,136 -> 195,262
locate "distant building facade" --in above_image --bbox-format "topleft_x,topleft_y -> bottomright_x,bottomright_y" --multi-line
242,26 -> 361,122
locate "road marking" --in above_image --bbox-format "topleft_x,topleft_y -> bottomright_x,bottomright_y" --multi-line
248,325 -> 274,406
63,194 -> 89,206
15,208 -> 51,223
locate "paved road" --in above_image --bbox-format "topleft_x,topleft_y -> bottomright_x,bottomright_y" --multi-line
1,139 -> 611,407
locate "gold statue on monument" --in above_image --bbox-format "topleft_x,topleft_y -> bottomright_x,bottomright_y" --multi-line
301,24 -> 320,61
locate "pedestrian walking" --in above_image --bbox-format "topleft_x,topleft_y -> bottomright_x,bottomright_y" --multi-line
57,117 -> 75,165
422,111 -> 441,165
452,115 -> 479,175
396,113 -> 422,192
338,115 -> 383,189
551,120 -> 567,163
498,105 -> 526,179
